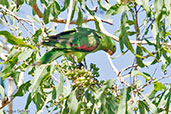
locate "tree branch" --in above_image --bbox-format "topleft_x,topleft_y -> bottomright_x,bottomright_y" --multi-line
0,5 -> 32,25
138,75 -> 171,91
8,78 -> 13,114
0,5 -> 36,34
51,16 -> 113,25
0,86 -> 19,109
65,0 -> 74,30
30,0 -> 113,25
106,53 -> 119,75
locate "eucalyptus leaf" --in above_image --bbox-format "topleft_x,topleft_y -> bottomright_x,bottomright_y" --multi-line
0,31 -> 35,49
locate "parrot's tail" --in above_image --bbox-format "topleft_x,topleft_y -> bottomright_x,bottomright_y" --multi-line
36,48 -> 64,66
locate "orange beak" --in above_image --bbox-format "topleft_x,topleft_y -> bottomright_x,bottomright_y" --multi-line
106,49 -> 114,55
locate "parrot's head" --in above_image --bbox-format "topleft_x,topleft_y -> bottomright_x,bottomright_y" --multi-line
104,37 -> 116,56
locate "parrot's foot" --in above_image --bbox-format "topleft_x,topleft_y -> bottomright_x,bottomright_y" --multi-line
76,63 -> 85,69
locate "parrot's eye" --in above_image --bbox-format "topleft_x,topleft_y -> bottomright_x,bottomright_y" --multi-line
113,45 -> 116,48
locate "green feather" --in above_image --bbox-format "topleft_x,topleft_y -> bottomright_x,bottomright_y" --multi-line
37,48 -> 64,65
38,27 -> 116,65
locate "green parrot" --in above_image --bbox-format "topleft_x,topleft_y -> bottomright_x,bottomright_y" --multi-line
37,27 -> 116,65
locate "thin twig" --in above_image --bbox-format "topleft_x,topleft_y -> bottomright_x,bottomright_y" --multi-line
138,75 -> 171,91
30,1 -> 113,25
96,16 -> 130,86
20,21 -> 33,35
0,86 -> 20,109
134,5 -> 140,85
0,5 -> 36,34
29,0 -> 171,46
51,16 -> 113,25
65,0 -> 74,31
0,5 -> 32,25
0,13 -> 16,35
106,53 -> 119,75
8,78 -> 13,114
118,64 -> 138,77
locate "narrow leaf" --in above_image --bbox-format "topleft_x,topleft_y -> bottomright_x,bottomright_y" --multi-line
43,7 -> 50,24
67,91 -> 78,114
136,46 -> 145,67
30,65 -> 49,92
0,31 -> 35,49
61,0 -> 70,11
32,29 -> 42,44
25,93 -> 32,110
141,94 -> 158,114
14,81 -> 31,97
117,88 -> 127,114
121,12 -> 134,53
18,49 -> 33,61
154,81 -> 165,91
0,85 -> 5,98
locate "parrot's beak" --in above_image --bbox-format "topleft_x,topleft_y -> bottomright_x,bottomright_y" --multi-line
106,49 -> 114,55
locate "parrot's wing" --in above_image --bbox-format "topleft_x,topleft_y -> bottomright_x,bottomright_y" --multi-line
42,27 -> 101,52
37,48 -> 64,65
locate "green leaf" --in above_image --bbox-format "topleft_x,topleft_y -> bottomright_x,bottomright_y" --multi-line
30,65 -> 50,92
94,17 -> 100,32
18,49 -> 33,61
37,92 -> 52,114
165,88 -> 170,114
136,46 -> 145,67
131,70 -> 151,81
85,5 -> 95,15
106,96 -> 118,114
154,0 -> 163,15
106,4 -> 129,15
32,29 -> 42,44
17,0 -> 24,5
117,88 -> 127,114
94,79 -> 115,98
97,0 -> 108,11
138,101 -> 149,114
56,72 -> 64,99
138,45 -> 155,57
151,36 -> 161,65
0,0 -> 9,8
33,92 -> 45,111
141,93 -> 158,114
76,8 -> 83,26
121,12 -> 134,53
14,81 -> 31,97
119,32 -> 124,53
156,88 -> 169,109
0,85 -> 5,98
136,0 -> 150,17
25,93 -> 32,110
40,0 -> 48,7
2,48 -> 22,68
43,7 -> 50,24
67,91 -> 78,114
127,31 -> 136,36
154,81 -> 165,91
147,89 -> 157,100
13,72 -> 20,86
61,0 -> 70,11
0,63 -> 14,79
50,1 -> 61,19
0,31 -> 35,49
